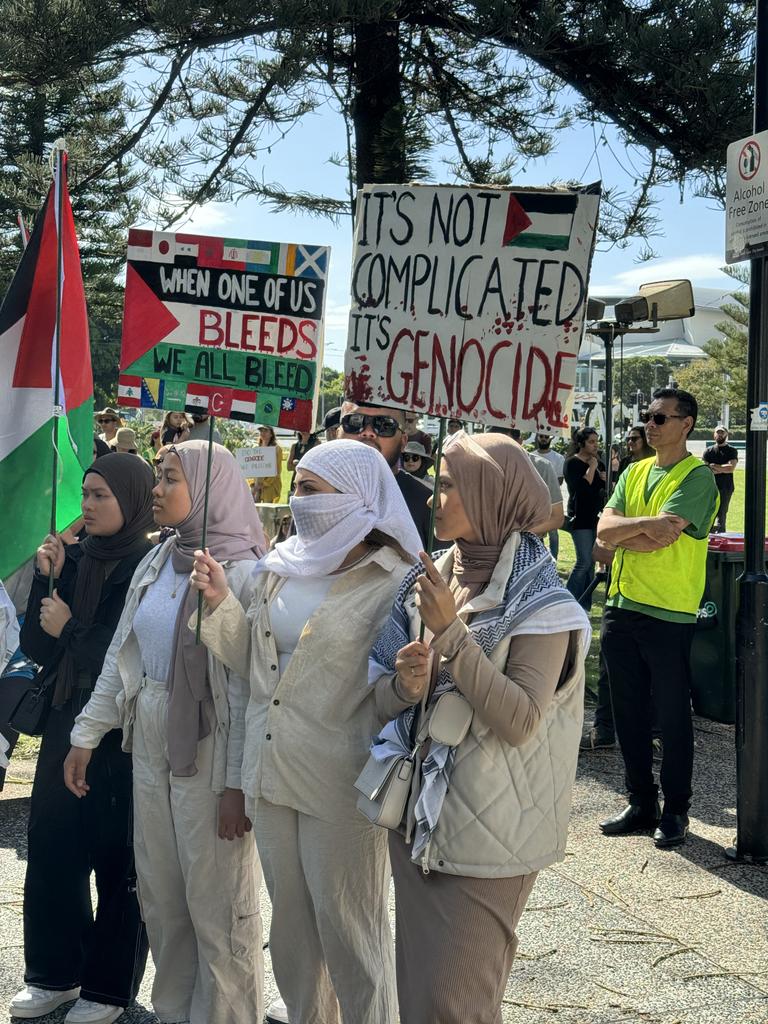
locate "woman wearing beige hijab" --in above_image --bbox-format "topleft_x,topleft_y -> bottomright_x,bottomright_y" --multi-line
65,441 -> 267,1024
369,432 -> 591,1024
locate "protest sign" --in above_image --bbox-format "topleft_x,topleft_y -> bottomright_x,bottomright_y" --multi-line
235,446 -> 278,477
118,230 -> 329,432
344,183 -> 600,431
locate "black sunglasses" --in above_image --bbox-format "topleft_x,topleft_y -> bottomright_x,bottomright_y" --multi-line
640,411 -> 684,426
97,417 -> 117,424
341,413 -> 402,438
403,453 -> 422,461
626,435 -> 642,442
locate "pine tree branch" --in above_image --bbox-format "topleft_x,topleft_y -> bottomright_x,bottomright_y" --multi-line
165,51 -> 309,225
77,46 -> 193,192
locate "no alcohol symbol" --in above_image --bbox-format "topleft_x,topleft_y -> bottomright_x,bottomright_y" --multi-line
739,140 -> 761,180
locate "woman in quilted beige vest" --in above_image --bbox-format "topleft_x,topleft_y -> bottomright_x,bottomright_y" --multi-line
370,431 -> 591,1024
190,441 -> 422,1024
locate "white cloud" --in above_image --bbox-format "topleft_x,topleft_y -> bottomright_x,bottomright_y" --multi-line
134,196 -> 235,235
323,300 -> 350,332
591,253 -> 733,294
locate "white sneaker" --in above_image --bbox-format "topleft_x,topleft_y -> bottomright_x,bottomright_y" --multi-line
265,996 -> 290,1023
65,998 -> 125,1023
10,985 -> 80,1018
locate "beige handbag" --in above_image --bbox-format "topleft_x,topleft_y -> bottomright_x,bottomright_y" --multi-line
354,751 -> 419,829
427,691 -> 473,746
355,687 -> 429,829
354,689 -> 473,830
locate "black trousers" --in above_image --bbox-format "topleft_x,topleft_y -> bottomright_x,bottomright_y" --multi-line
601,607 -> 695,815
714,484 -> 733,533
24,693 -> 148,1006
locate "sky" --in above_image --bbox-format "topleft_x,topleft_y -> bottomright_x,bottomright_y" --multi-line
137,90 -> 737,373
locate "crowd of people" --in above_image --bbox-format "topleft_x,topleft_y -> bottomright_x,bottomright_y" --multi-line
0,387 -> 730,1024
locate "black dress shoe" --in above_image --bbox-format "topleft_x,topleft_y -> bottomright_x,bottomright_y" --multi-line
599,802 -> 661,835
653,813 -> 689,848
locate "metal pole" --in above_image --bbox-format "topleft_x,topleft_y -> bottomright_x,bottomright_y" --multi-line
49,147 -> 65,597
195,415 -> 217,643
603,324 -> 614,494
729,0 -> 768,864
418,416 -> 447,642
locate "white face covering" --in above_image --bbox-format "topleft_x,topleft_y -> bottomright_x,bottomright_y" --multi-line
258,440 -> 422,578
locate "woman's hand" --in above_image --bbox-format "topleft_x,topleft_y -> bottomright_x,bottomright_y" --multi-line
63,746 -> 93,797
190,549 -> 230,611
395,640 -> 430,700
218,788 -> 252,840
36,534 -> 65,577
414,552 -> 457,637
40,590 -> 72,637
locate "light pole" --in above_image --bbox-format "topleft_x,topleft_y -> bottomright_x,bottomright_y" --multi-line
729,0 -> 768,865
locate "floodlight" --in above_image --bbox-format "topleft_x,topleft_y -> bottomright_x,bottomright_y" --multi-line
586,297 -> 606,320
614,279 -> 695,324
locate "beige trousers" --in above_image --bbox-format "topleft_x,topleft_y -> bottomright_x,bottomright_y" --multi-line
255,799 -> 396,1024
132,679 -> 264,1024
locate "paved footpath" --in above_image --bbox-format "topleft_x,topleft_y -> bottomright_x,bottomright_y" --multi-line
1,714 -> 767,1024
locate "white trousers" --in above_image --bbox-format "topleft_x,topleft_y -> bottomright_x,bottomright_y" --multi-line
132,679 -> 264,1024
255,799 -> 396,1024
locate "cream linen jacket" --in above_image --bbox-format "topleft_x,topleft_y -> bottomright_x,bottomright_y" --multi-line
399,538 -> 587,877
70,538 -> 257,793
198,546 -> 413,824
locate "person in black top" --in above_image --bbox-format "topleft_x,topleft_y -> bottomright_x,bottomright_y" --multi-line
11,454 -> 154,1024
339,401 -> 432,547
617,424 -> 655,478
563,426 -> 606,609
287,430 -> 321,492
702,425 -> 738,532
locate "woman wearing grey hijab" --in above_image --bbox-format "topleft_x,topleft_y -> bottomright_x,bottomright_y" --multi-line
65,442 -> 267,1024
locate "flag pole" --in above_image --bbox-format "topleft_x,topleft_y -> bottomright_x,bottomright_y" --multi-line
49,143 -> 66,597
17,211 -> 29,249
196,414 -> 217,642
418,416 -> 447,642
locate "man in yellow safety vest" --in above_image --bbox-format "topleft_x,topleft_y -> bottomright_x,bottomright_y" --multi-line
595,388 -> 718,849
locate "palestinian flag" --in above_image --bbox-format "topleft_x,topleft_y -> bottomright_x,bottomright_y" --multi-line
0,152 -> 93,579
503,192 -> 578,251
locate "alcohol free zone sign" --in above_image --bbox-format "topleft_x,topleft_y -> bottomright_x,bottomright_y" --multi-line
726,130 -> 768,264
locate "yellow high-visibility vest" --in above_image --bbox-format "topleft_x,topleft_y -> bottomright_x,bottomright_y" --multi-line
608,455 -> 716,615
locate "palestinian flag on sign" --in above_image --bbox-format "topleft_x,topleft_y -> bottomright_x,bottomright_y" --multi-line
0,152 -> 93,579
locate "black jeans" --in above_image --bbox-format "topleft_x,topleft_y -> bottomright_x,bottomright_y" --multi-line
601,607 -> 695,815
592,647 -> 615,738
714,484 -> 733,533
24,693 -> 148,1006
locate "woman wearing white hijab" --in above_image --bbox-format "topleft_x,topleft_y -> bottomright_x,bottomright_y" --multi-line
191,440 -> 420,1024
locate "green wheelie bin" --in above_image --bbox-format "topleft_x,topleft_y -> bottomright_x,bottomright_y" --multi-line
690,533 -> 758,724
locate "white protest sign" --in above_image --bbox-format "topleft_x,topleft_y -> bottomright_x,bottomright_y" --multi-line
343,183 -> 601,431
726,131 -> 768,264
235,447 -> 278,477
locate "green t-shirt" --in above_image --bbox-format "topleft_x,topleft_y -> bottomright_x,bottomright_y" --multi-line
605,460 -> 718,623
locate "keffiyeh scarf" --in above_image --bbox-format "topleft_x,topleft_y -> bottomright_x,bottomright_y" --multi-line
368,532 -> 589,858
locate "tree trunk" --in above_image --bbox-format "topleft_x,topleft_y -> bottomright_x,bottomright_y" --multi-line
351,18 -> 407,187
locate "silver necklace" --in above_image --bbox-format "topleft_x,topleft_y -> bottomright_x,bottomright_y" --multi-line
170,569 -> 187,599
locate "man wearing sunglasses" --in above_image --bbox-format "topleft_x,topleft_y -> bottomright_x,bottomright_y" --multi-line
702,425 -> 739,533
338,401 -> 432,546
95,408 -> 122,446
595,388 -> 718,849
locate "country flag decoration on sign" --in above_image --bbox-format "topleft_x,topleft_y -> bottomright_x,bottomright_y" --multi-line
165,382 -> 312,427
502,192 -> 578,251
118,375 -> 187,410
